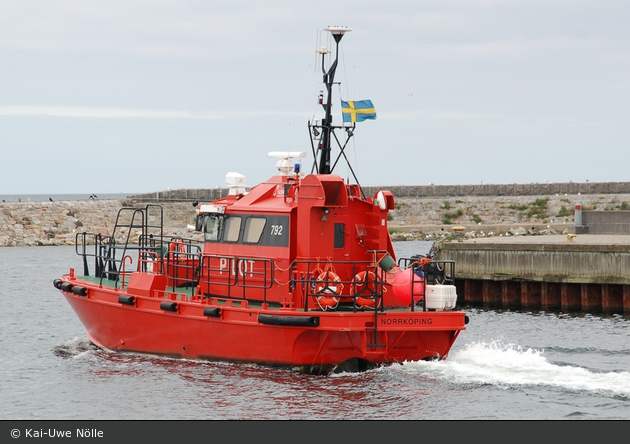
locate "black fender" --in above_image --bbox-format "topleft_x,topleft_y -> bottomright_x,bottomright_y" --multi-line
160,301 -> 177,312
258,314 -> 320,327
203,307 -> 221,318
72,286 -> 88,296
60,282 -> 73,293
118,295 -> 135,306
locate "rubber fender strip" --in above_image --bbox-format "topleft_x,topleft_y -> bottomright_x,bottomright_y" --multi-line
118,295 -> 135,306
161,301 -> 178,312
53,279 -> 63,290
258,314 -> 320,327
60,282 -> 73,293
203,307 -> 221,318
72,286 -> 88,296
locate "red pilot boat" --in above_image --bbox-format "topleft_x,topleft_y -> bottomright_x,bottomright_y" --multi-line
54,27 -> 468,374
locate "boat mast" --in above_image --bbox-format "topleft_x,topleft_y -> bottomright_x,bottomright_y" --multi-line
317,26 -> 351,175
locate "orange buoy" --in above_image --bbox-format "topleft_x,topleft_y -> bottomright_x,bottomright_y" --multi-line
392,267 -> 425,305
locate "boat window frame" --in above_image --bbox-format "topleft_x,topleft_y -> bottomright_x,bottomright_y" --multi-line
243,217 -> 267,244
201,214 -> 289,246
222,215 -> 242,242
203,214 -> 224,242
334,223 -> 345,248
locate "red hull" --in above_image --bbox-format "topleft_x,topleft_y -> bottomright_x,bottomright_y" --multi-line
59,273 -> 465,373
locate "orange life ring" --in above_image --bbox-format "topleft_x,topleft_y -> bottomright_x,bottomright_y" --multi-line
314,270 -> 343,310
351,270 -> 380,308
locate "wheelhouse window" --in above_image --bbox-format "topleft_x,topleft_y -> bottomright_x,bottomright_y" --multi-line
199,213 -> 289,246
244,217 -> 266,243
203,214 -> 223,241
223,216 -> 242,242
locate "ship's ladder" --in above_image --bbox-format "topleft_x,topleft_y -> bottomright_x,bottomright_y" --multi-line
364,293 -> 386,349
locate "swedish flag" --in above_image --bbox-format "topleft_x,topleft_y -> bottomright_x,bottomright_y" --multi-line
341,100 -> 376,123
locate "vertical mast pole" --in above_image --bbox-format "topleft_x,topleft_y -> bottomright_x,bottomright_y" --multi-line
318,27 -> 351,175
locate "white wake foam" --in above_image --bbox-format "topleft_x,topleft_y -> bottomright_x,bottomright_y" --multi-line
397,340 -> 630,397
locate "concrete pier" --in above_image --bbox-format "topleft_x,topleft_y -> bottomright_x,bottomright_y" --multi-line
436,235 -> 630,314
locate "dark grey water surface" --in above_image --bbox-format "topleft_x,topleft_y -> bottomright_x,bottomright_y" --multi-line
1,242 -> 629,420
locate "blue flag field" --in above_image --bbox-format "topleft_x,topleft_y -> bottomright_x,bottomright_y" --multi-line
341,100 -> 376,123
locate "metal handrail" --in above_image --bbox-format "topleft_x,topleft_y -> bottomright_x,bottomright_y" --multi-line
198,254 -> 275,303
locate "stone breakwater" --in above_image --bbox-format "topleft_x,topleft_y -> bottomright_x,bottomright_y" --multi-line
2,187 -> 630,246
0,200 -> 198,247
388,193 -> 630,241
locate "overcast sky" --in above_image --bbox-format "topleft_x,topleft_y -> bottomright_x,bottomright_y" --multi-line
1,0 -> 629,195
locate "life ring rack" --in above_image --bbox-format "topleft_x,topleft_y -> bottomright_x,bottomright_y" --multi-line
351,270 -> 381,309
314,270 -> 344,311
